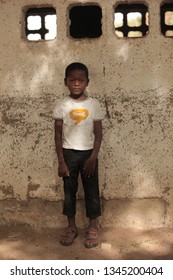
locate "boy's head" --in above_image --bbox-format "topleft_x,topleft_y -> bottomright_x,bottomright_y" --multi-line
64,62 -> 89,99
65,62 -> 89,79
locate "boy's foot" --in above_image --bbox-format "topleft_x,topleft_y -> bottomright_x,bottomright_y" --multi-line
60,227 -> 78,246
84,227 -> 98,249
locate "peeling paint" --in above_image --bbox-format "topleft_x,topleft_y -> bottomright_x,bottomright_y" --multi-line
0,185 -> 14,198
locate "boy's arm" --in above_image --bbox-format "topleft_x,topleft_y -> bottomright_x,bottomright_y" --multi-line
83,120 -> 102,176
91,120 -> 103,159
54,119 -> 69,177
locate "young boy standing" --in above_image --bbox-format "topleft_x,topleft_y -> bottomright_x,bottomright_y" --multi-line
52,62 -> 104,248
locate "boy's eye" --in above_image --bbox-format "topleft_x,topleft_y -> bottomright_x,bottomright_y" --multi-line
69,79 -> 86,83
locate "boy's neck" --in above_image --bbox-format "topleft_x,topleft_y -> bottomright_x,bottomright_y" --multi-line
69,93 -> 87,100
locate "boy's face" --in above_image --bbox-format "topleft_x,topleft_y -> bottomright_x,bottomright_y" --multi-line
64,69 -> 89,99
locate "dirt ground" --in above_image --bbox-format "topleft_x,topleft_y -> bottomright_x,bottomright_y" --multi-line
0,225 -> 173,260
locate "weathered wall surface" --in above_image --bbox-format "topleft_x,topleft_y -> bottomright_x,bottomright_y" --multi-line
0,0 -> 173,229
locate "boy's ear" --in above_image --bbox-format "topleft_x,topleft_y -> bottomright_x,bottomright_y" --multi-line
64,78 -> 67,86
87,79 -> 90,86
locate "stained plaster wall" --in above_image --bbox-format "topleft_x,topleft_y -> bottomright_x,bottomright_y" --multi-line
0,0 -> 173,229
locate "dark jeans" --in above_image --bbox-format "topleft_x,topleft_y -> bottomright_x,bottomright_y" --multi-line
62,149 -> 101,219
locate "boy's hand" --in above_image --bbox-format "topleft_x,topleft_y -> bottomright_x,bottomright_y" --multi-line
83,157 -> 96,177
58,161 -> 70,177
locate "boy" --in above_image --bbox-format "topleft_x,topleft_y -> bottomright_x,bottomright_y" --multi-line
52,62 -> 104,248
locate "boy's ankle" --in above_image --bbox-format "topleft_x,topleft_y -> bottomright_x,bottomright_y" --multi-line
67,215 -> 76,230
88,218 -> 97,229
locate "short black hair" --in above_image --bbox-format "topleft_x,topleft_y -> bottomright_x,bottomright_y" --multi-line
65,62 -> 89,79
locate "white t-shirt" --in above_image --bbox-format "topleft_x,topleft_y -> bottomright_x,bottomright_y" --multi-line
52,96 -> 104,150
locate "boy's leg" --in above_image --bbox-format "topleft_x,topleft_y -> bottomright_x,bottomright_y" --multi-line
88,218 -> 97,229
63,176 -> 78,217
62,149 -> 80,217
60,149 -> 79,246
81,157 -> 101,220
80,155 -> 101,248
67,215 -> 76,229
60,215 -> 78,246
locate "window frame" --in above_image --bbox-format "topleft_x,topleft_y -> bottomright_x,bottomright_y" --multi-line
114,3 -> 149,38
25,7 -> 57,41
161,3 -> 173,37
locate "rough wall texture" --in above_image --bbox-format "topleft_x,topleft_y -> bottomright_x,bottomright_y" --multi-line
0,0 -> 173,229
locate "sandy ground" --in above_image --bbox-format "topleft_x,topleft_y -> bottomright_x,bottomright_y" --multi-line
0,225 -> 173,260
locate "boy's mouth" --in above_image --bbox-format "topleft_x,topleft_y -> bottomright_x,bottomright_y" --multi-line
72,88 -> 81,92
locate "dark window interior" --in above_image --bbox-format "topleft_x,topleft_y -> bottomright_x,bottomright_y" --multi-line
69,6 -> 102,38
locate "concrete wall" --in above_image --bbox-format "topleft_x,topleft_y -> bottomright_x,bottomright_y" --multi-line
0,0 -> 173,229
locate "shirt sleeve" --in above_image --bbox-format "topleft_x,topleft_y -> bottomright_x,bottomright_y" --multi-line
52,101 -> 63,120
93,99 -> 104,121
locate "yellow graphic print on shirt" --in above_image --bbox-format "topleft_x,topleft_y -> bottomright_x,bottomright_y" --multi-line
69,109 -> 89,125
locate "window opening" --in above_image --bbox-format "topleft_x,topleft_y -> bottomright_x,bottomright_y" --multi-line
25,7 -> 57,41
114,4 -> 149,38
69,5 -> 102,38
161,3 -> 173,37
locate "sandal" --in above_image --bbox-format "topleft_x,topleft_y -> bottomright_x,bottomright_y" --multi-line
84,227 -> 98,249
60,227 -> 78,246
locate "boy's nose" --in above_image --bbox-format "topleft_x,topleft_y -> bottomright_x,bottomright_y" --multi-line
75,80 -> 80,85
